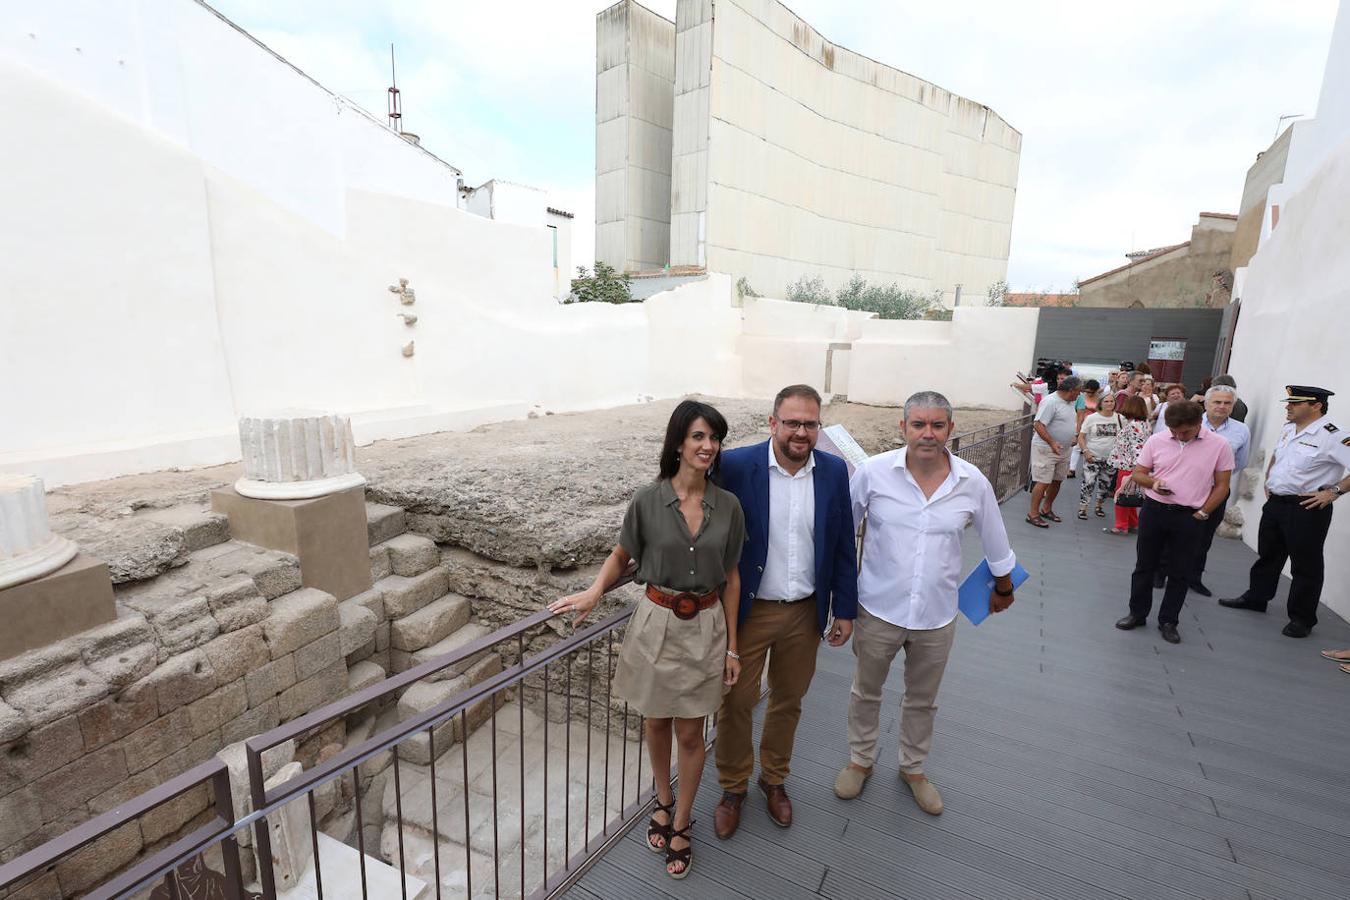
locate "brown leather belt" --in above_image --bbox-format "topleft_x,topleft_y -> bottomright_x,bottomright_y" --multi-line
645,584 -> 720,620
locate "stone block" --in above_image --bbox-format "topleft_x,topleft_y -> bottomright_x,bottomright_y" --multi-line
263,588 -> 339,659
1,870 -> 61,900
53,820 -> 142,897
86,641 -> 157,690
277,661 -> 347,722
0,698 -> 28,744
295,632 -> 342,681
0,787 -> 42,851
217,737 -> 295,847
221,697 -> 280,746
213,486 -> 373,602
389,594 -> 471,653
247,553 -> 303,600
204,575 -> 270,633
366,502 -> 407,546
1,662 -> 110,729
0,716 -> 84,796
408,622 -> 494,682
383,533 -> 440,577
245,654 -> 297,708
186,681 -> 248,739
146,649 -> 217,713
34,743 -> 128,819
374,621 -> 390,653
347,660 -> 386,694
138,782 -> 211,844
378,569 -> 449,619
345,638 -> 375,667
258,761 -> 313,893
338,600 -> 379,656
77,679 -> 159,751
0,642 -> 81,691
78,615 -> 153,666
203,624 -> 270,685
119,708 -> 192,774
141,507 -> 231,553
369,545 -> 392,582
398,676 -> 468,721
147,594 -> 221,657
347,585 -> 385,621
0,553 -> 117,661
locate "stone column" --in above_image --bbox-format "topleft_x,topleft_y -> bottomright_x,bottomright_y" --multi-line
0,474 -> 78,590
235,412 -> 366,500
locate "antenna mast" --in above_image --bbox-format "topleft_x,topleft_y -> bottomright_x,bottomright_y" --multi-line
387,43 -> 402,132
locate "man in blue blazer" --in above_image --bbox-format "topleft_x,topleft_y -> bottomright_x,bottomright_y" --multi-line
712,384 -> 858,839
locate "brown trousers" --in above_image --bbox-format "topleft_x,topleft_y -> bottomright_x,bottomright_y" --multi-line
715,599 -> 821,793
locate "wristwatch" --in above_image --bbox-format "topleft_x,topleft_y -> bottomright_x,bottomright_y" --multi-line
1195,510 -> 1210,521
994,584 -> 1014,597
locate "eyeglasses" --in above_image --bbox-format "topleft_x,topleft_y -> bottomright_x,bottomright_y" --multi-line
778,420 -> 821,433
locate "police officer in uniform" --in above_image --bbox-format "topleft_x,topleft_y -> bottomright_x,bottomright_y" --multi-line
1220,386 -> 1350,637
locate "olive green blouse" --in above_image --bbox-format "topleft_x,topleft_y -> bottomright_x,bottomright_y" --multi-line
619,478 -> 746,594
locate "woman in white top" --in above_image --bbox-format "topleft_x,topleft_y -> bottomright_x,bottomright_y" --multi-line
1076,393 -> 1120,519
1139,377 -> 1159,416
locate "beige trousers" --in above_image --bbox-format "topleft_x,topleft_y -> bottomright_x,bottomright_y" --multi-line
847,606 -> 956,774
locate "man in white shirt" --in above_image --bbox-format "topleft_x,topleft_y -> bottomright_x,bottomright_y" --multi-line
1220,385 -> 1350,637
834,391 -> 1017,815
1027,376 -> 1083,526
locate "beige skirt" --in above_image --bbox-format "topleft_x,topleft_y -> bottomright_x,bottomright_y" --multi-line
611,596 -> 727,719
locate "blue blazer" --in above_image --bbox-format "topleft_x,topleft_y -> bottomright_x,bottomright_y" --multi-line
718,441 -> 859,634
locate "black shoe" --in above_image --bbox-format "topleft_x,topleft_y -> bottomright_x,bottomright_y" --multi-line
1219,596 -> 1267,612
1153,574 -> 1167,590
1189,582 -> 1212,597
1115,614 -> 1146,630
1158,623 -> 1181,644
1282,621 -> 1312,639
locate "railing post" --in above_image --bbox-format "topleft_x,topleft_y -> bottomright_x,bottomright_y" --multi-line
247,747 -> 279,900
951,435 -> 961,454
990,423 -> 1007,499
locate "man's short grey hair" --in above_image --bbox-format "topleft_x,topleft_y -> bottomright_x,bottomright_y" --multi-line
902,390 -> 953,422
1058,375 -> 1083,393
1213,374 -> 1237,389
1205,385 -> 1237,402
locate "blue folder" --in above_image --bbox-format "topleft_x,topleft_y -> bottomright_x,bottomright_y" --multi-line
958,560 -> 1030,626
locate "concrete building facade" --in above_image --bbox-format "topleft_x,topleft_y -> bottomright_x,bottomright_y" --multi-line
1074,213 -> 1237,309
596,0 -> 1022,306
1229,127 -> 1293,271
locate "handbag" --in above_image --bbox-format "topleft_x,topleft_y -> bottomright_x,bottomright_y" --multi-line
1116,473 -> 1145,508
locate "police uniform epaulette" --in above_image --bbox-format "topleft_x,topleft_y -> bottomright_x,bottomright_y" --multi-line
1325,422 -> 1339,433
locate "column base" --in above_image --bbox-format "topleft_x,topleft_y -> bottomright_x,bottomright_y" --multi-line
0,553 -> 117,660
210,486 -> 374,602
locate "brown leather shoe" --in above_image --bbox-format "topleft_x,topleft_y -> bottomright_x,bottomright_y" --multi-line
758,779 -> 792,828
713,791 -> 745,840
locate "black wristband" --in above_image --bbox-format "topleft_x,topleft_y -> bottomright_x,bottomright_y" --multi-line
994,584 -> 1014,597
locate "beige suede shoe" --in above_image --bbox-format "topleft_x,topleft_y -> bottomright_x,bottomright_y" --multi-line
901,772 -> 943,815
834,763 -> 872,799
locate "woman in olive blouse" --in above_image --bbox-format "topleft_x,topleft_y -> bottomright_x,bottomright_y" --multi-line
550,399 -> 745,880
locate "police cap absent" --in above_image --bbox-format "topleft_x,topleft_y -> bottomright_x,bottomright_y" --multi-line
1280,385 -> 1335,404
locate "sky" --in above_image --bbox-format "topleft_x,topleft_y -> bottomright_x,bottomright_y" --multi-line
208,0 -> 1339,292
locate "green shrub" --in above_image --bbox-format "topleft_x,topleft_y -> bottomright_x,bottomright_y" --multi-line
566,262 -> 634,304
834,274 -> 944,320
736,276 -> 759,300
785,274 -> 832,305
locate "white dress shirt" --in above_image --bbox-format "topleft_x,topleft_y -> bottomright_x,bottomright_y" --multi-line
759,442 -> 816,601
1266,416 -> 1350,495
850,448 -> 1017,630
1205,415 -> 1251,472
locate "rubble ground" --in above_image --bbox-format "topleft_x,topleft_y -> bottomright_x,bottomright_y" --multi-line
47,396 -> 1019,580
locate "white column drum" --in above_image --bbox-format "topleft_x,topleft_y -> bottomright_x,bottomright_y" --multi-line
0,475 -> 78,590
235,412 -> 366,500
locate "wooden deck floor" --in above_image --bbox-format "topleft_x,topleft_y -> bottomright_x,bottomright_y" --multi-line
569,496 -> 1350,900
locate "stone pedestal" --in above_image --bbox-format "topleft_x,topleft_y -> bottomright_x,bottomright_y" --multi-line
0,474 -> 78,590
236,413 -> 365,500
211,486 -> 373,602
0,475 -> 116,660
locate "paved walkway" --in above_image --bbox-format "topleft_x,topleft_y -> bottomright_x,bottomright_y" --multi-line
570,496 -> 1350,899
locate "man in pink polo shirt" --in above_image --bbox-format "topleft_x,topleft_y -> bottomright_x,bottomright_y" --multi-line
1113,400 -> 1234,644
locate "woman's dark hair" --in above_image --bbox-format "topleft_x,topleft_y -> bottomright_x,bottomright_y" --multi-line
1118,395 -> 1148,421
1083,379 -> 1100,393
659,400 -> 729,481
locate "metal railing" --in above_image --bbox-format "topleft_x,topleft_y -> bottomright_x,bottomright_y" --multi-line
0,411 -> 1034,900
2,571 -> 675,900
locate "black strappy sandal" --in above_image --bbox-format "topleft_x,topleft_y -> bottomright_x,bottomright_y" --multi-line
665,820 -> 694,879
647,797 -> 675,852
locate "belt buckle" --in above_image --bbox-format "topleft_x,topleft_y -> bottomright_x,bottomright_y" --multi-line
671,593 -> 700,620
